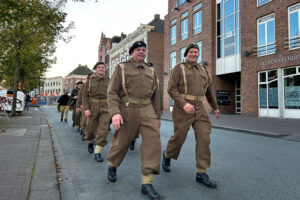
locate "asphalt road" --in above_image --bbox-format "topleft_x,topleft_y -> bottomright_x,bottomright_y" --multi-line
41,106 -> 300,200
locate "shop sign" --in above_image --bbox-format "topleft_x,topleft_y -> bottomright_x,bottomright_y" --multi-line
260,55 -> 300,67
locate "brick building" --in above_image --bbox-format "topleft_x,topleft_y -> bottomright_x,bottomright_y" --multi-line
64,64 -> 92,93
108,14 -> 164,82
164,0 -> 300,118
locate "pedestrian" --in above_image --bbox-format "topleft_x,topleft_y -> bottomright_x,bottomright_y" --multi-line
25,93 -> 31,111
57,91 -> 70,122
106,41 -> 162,200
162,43 -> 220,188
82,62 -> 110,162
70,81 -> 83,129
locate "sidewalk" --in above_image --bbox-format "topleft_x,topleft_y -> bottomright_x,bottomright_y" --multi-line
0,108 -> 59,200
161,111 -> 300,142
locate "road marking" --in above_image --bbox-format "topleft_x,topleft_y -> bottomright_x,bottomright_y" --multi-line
1,128 -> 27,136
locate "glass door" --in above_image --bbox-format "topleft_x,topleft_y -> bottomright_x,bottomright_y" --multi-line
258,70 -> 280,117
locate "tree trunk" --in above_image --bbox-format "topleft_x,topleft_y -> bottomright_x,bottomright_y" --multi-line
11,51 -> 21,117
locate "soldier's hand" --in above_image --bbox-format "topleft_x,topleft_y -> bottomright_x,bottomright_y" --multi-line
112,114 -> 123,131
85,110 -> 91,117
183,103 -> 195,114
215,109 -> 220,119
157,119 -> 161,128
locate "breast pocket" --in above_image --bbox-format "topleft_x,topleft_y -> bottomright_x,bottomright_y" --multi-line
125,71 -> 139,87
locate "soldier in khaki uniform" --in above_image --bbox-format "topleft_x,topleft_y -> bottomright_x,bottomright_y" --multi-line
106,41 -> 161,200
76,82 -> 85,138
162,43 -> 220,188
70,81 -> 83,130
82,62 -> 110,162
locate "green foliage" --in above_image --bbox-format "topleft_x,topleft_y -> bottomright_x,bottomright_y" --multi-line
0,0 -> 73,115
0,0 -> 73,90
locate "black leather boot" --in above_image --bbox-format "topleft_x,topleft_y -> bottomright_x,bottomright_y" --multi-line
162,151 -> 171,172
129,140 -> 135,150
88,143 -> 94,153
81,133 -> 85,141
141,184 -> 160,200
107,166 -> 117,182
196,173 -> 217,188
72,122 -> 75,127
80,129 -> 83,135
94,153 -> 103,162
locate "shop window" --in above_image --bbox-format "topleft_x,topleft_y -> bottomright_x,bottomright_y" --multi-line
284,67 -> 300,109
257,14 -> 276,56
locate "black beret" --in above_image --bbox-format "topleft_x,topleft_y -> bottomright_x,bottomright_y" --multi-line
129,41 -> 147,55
184,43 -> 199,57
76,81 -> 83,85
93,61 -> 105,70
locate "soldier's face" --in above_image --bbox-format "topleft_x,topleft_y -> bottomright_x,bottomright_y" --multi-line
132,47 -> 146,63
77,84 -> 83,89
95,64 -> 106,76
186,48 -> 199,63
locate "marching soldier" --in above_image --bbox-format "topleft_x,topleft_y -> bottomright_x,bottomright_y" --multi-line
162,43 -> 220,188
70,81 -> 83,130
106,41 -> 162,200
82,62 -> 110,162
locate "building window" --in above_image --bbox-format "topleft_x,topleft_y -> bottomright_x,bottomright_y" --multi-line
181,18 -> 188,40
194,10 -> 202,34
181,47 -> 186,62
170,51 -> 177,70
196,41 -> 202,63
179,0 -> 186,6
257,0 -> 271,7
181,11 -> 188,19
194,3 -> 202,11
258,70 -> 278,109
171,25 -> 177,45
174,1 -> 178,9
289,3 -> 300,49
217,0 -> 240,58
283,67 -> 300,109
257,14 -> 275,56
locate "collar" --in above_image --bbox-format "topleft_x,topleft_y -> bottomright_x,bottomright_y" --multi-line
185,61 -> 199,69
130,58 -> 145,68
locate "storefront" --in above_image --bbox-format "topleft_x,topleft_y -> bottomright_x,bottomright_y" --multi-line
258,65 -> 300,118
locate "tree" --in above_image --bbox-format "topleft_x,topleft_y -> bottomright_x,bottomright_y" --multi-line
0,0 -> 73,116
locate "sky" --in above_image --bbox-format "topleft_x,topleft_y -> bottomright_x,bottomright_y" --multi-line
46,0 -> 168,78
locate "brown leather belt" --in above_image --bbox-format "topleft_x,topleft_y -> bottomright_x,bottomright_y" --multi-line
181,94 -> 203,101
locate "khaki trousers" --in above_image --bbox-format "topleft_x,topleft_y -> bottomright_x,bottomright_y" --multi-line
165,103 -> 212,170
85,102 -> 110,147
60,106 -> 69,120
80,110 -> 87,132
107,104 -> 161,175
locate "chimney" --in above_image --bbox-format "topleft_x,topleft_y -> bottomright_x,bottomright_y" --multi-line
154,14 -> 160,19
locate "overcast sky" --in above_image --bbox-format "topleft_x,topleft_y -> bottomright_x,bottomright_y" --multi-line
46,0 -> 168,78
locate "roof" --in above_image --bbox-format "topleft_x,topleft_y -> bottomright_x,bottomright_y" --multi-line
147,14 -> 164,33
68,65 -> 92,76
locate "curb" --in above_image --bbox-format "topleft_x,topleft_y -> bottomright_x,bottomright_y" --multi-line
161,117 -> 289,139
